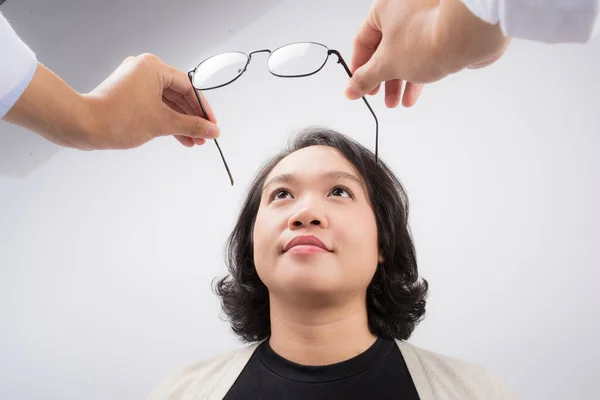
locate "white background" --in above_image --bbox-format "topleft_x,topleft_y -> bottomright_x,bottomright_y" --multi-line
1,0 -> 599,399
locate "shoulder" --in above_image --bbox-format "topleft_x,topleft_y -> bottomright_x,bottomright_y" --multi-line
146,342 -> 261,400
396,340 -> 516,400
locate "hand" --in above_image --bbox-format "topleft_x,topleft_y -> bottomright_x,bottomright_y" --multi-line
85,53 -> 219,149
4,54 -> 219,150
345,0 -> 511,108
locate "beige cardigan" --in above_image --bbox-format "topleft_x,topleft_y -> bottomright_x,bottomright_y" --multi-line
147,340 -> 516,400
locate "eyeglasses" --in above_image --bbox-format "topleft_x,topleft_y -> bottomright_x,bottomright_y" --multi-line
187,41 -> 379,186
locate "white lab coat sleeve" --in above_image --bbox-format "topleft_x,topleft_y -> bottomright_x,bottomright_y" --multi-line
0,11 -> 37,119
460,0 -> 600,43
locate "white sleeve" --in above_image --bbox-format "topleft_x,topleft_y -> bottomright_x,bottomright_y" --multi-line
460,0 -> 600,43
0,11 -> 38,119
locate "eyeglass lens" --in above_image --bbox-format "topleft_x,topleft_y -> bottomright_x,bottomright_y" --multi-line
193,43 -> 330,90
192,52 -> 248,90
267,42 -> 328,77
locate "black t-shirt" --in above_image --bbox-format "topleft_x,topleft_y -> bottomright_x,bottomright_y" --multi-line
224,336 -> 421,399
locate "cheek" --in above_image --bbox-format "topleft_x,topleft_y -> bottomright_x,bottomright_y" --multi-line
345,210 -> 378,247
252,209 -> 280,273
338,210 -> 379,273
252,213 -> 266,262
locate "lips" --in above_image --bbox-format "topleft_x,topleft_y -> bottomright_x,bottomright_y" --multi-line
284,235 -> 331,252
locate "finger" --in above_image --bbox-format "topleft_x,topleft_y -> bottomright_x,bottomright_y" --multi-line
345,45 -> 388,100
163,92 -> 215,135
195,89 -> 217,123
163,84 -> 216,122
163,90 -> 195,116
163,95 -> 192,119
350,13 -> 382,74
346,13 -> 387,100
369,84 -> 381,96
384,79 -> 403,108
402,82 -> 424,107
163,105 -> 220,139
163,97 -> 199,147
175,135 -> 195,147
163,97 -> 208,146
160,62 -> 217,123
175,135 -> 206,146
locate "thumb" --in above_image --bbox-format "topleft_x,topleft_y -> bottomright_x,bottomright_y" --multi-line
163,107 -> 220,139
345,48 -> 388,100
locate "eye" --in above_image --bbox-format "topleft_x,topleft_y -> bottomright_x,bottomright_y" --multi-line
330,186 -> 353,198
270,188 -> 293,201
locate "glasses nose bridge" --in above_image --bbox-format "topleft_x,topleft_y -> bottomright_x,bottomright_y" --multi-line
247,49 -> 272,66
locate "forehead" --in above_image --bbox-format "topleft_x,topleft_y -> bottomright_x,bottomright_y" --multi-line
265,146 -> 358,183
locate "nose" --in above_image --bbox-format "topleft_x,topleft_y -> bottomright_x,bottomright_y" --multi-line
288,202 -> 328,230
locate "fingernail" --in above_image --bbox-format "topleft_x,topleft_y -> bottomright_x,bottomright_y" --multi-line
206,126 -> 219,139
345,84 -> 360,99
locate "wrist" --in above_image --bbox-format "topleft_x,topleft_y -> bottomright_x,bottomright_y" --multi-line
62,93 -> 100,151
433,0 -> 510,75
79,94 -> 109,150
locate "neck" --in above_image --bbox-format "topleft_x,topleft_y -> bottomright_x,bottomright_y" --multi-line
268,295 -> 377,366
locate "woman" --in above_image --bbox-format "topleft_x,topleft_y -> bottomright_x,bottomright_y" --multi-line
148,127 -> 515,399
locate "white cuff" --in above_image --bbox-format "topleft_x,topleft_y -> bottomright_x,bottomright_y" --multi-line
461,0 -> 600,43
0,12 -> 37,119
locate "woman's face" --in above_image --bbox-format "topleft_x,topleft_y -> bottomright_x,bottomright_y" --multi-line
253,145 -> 381,300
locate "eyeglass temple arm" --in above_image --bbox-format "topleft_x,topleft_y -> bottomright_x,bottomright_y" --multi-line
328,50 -> 379,162
187,71 -> 235,186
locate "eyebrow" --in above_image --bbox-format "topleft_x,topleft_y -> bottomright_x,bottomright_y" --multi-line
262,170 -> 364,192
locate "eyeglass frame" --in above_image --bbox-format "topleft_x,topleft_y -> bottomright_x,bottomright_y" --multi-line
187,41 -> 379,186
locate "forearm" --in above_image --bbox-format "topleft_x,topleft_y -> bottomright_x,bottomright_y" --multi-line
434,0 -> 510,75
3,63 -> 96,150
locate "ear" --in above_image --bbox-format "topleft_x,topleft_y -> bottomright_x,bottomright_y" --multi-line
378,251 -> 385,264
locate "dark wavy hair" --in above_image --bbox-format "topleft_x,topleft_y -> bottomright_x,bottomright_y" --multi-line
213,127 -> 428,343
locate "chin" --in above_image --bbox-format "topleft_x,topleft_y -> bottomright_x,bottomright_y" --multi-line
261,259 -> 367,300
281,257 -> 340,277
268,264 -> 340,294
